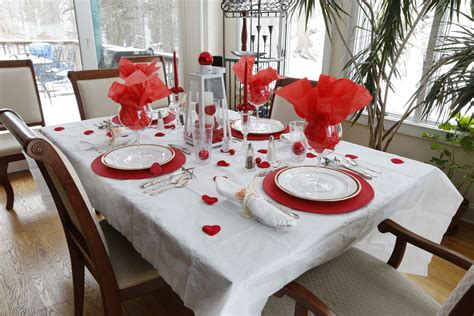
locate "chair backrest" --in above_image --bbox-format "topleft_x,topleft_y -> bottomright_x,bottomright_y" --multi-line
270,77 -> 317,125
438,265 -> 473,315
68,68 -> 121,120
0,108 -> 118,289
0,60 -> 44,128
124,55 -> 169,109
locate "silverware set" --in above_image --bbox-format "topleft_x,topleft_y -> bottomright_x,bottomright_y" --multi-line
323,157 -> 379,180
140,167 -> 195,196
168,143 -> 191,155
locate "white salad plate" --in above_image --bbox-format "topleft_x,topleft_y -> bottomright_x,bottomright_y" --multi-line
102,144 -> 175,170
275,166 -> 361,202
231,118 -> 286,134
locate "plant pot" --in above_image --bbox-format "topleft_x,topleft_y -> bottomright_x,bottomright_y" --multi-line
445,197 -> 470,235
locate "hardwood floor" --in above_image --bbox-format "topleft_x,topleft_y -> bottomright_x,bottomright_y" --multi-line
0,172 -> 473,315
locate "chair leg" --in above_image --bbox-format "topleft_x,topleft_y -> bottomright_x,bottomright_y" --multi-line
101,291 -> 122,316
0,160 -> 14,210
294,304 -> 308,316
70,246 -> 85,316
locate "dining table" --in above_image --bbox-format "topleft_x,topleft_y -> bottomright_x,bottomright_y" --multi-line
28,111 -> 462,316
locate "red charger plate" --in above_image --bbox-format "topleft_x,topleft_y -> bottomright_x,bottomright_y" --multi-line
263,168 -> 374,214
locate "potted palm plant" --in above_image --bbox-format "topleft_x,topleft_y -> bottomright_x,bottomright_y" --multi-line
423,114 -> 473,233
289,0 -> 472,151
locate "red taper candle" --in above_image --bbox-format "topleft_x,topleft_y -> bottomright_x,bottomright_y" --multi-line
243,61 -> 248,111
173,50 -> 179,89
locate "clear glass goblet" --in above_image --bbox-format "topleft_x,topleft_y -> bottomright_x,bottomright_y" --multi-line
304,121 -> 343,192
249,85 -> 271,119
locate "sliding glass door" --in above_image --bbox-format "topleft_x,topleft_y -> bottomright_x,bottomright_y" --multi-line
88,0 -> 179,85
0,0 -> 82,124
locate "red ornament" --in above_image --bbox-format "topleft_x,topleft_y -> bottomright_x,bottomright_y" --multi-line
198,149 -> 210,160
198,51 -> 213,65
205,104 -> 217,116
292,141 -> 305,156
255,157 -> 262,164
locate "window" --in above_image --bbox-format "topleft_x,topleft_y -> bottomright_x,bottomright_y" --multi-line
0,0 -> 81,125
286,8 -> 327,80
91,0 -> 179,84
350,0 -> 472,125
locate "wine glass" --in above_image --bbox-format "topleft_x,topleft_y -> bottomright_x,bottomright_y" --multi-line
249,85 -> 271,119
304,121 -> 343,192
117,104 -> 153,160
169,92 -> 185,132
240,111 -> 251,152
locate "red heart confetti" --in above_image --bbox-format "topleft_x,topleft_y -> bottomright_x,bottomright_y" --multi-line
202,195 -> 219,205
217,160 -> 230,167
257,149 -> 268,154
149,163 -> 162,175
198,149 -> 210,160
306,152 -> 317,158
391,158 -> 405,164
345,154 -> 359,159
255,157 -> 262,164
165,124 -> 176,129
202,225 -> 221,236
229,149 -> 236,155
257,161 -> 271,168
292,142 -> 305,156
106,131 -> 113,138
54,127 -> 64,131
154,132 -> 165,137
83,130 -> 94,135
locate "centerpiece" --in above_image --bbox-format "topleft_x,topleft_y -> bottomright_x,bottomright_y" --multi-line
275,75 -> 372,191
108,57 -> 171,161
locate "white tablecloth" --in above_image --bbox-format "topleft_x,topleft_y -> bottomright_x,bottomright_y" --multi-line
31,115 -> 462,316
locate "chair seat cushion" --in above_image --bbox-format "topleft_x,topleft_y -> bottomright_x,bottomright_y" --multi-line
263,248 -> 440,316
0,132 -> 23,156
100,220 -> 160,289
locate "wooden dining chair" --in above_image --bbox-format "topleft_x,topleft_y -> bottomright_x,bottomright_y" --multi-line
270,77 -> 317,125
0,108 -> 167,315
69,56 -> 169,120
263,219 -> 473,316
124,55 -> 170,109
68,68 -> 121,120
0,59 -> 45,210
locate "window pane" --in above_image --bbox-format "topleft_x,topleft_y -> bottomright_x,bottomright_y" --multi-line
426,1 -> 473,122
385,9 -> 434,116
286,8 -> 326,80
92,0 -> 179,85
0,0 -> 82,124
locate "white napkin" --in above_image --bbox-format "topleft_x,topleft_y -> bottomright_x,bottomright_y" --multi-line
215,176 -> 297,230
79,131 -> 132,151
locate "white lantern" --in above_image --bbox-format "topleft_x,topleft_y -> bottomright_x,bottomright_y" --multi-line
184,52 -> 231,150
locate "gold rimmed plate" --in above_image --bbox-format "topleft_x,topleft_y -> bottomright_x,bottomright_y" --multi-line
275,166 -> 362,202
102,144 -> 175,170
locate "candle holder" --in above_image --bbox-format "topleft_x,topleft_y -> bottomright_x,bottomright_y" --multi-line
184,52 -> 230,148
268,25 -> 273,57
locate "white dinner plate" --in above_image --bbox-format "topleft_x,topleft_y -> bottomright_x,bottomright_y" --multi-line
231,118 -> 286,134
102,144 -> 175,170
275,166 -> 361,202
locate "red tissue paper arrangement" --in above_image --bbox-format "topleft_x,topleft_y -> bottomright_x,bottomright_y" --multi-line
232,56 -> 283,112
275,75 -> 373,152
108,58 -> 171,130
